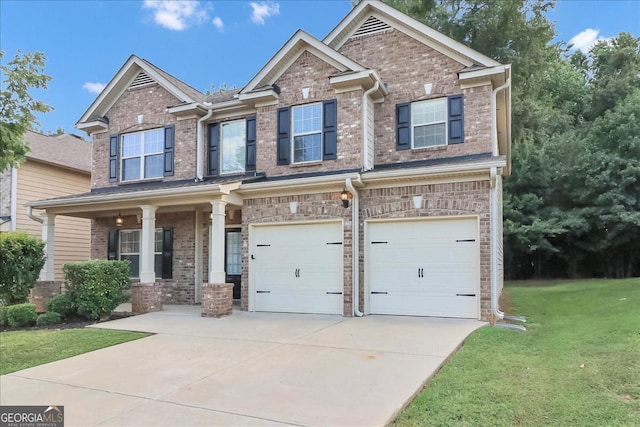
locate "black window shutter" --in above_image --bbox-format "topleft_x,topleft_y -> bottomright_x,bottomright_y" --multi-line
161,228 -> 173,279
396,103 -> 411,150
107,230 -> 118,261
448,94 -> 464,144
277,107 -> 290,165
323,99 -> 337,160
164,125 -> 175,176
109,134 -> 119,181
246,116 -> 257,171
208,123 -> 219,176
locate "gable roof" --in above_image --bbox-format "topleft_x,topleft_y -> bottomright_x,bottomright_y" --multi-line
324,0 -> 501,69
241,30 -> 367,94
24,130 -> 92,173
76,55 -> 204,130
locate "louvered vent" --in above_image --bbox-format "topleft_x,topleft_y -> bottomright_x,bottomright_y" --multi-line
352,16 -> 391,38
130,70 -> 154,88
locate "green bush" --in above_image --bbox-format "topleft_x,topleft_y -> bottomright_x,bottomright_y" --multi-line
64,260 -> 130,320
46,293 -> 74,318
0,232 -> 46,304
0,306 -> 7,326
4,303 -> 37,327
36,311 -> 62,326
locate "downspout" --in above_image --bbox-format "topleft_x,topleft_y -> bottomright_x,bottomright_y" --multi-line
346,176 -> 363,317
362,81 -> 379,171
196,106 -> 214,181
28,206 -> 43,224
489,167 -> 503,321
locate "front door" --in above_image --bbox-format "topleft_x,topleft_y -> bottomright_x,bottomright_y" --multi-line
225,228 -> 242,300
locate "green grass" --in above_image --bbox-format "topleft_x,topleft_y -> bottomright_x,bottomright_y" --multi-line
393,278 -> 640,427
0,328 -> 150,375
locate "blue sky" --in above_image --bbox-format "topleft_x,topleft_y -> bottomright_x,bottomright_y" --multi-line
1,0 -> 638,138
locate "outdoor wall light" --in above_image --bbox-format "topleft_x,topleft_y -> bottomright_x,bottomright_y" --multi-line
340,189 -> 353,208
115,212 -> 124,227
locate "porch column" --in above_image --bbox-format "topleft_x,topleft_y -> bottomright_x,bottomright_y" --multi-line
208,199 -> 227,283
139,205 -> 157,283
40,213 -> 56,281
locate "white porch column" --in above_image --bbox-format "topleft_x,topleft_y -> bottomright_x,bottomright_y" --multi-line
194,210 -> 203,303
208,199 -> 227,283
139,205 -> 157,283
40,213 -> 56,281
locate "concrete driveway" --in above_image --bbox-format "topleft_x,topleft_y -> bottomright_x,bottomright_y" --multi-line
1,306 -> 484,426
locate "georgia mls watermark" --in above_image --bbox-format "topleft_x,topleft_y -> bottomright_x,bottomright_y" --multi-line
0,406 -> 64,427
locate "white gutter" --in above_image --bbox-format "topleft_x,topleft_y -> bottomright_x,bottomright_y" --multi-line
491,76 -> 511,156
489,167 -> 504,321
346,176 -> 363,317
28,206 -> 43,224
196,107 -> 214,181
362,81 -> 379,171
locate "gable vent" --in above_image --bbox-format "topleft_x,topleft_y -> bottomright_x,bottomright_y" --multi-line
352,16 -> 391,38
130,70 -> 154,88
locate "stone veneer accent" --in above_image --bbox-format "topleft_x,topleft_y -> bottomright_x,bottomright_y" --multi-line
201,283 -> 234,318
131,282 -> 163,314
0,168 -> 11,218
29,281 -> 62,313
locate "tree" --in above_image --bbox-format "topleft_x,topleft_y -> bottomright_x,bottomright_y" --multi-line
0,50 -> 52,171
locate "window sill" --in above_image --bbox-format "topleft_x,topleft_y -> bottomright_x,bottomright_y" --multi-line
119,177 -> 165,186
412,144 -> 448,152
290,161 -> 323,168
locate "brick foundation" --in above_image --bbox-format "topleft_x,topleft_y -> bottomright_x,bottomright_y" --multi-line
131,282 -> 163,314
29,281 -> 62,313
201,283 -> 233,318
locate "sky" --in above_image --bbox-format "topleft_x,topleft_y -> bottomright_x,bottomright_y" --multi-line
1,0 -> 639,138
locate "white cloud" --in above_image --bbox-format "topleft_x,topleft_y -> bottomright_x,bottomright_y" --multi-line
250,1 -> 279,25
143,0 -> 208,31
212,16 -> 224,31
83,82 -> 106,94
569,28 -> 609,54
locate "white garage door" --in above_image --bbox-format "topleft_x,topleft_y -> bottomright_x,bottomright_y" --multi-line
367,217 -> 479,318
250,222 -> 343,315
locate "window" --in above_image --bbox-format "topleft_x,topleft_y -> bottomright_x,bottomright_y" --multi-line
396,95 -> 464,150
276,99 -> 337,165
221,120 -> 246,174
208,118 -> 256,176
121,129 -> 164,181
119,229 -> 163,278
292,103 -> 322,163
412,98 -> 447,148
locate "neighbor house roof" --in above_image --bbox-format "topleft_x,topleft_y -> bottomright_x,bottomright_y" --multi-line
24,130 -> 92,173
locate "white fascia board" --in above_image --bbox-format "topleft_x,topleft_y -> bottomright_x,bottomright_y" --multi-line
237,89 -> 279,102
238,172 -> 361,196
166,102 -> 208,116
459,64 -> 510,83
242,30 -> 365,93
324,1 -> 501,68
75,120 -> 108,135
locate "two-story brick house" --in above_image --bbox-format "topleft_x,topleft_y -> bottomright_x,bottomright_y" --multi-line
29,0 -> 511,321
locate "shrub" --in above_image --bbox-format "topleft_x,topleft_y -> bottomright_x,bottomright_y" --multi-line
64,260 -> 130,320
4,303 -> 37,327
46,293 -> 74,318
36,311 -> 62,326
0,306 -> 7,326
0,232 -> 46,304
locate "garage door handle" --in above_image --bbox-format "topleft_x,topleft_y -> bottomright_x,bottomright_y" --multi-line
456,293 -> 476,297
326,242 -> 342,245
371,241 -> 388,244
371,291 -> 388,295
256,290 -> 271,294
294,268 -> 300,278
418,268 -> 424,278
455,239 -> 476,243
326,292 -> 343,295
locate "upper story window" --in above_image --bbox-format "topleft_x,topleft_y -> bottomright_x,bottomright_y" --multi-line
276,99 -> 337,166
292,103 -> 322,163
396,94 -> 464,151
208,117 -> 256,176
109,125 -> 174,183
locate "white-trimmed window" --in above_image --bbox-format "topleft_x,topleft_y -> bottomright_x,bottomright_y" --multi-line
121,129 -> 165,181
292,103 -> 322,163
412,98 -> 447,148
119,229 -> 162,278
221,120 -> 246,174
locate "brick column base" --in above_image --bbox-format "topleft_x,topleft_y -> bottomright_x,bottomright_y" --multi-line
29,281 -> 62,313
131,282 -> 163,315
201,283 -> 234,318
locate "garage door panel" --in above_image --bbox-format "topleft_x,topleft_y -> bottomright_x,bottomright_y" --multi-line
367,218 -> 479,319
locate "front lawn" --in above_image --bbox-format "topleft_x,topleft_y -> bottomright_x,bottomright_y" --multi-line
393,278 -> 640,426
0,328 -> 149,375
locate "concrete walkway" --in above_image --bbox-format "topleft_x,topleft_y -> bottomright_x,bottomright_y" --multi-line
1,306 -> 485,426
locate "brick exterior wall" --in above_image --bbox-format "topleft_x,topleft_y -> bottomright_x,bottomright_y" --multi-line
241,192 -> 353,316
92,83 -> 198,189
131,282 -> 163,314
359,180 -> 492,320
339,28 -> 493,165
255,51 -> 363,177
201,282 -> 233,318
